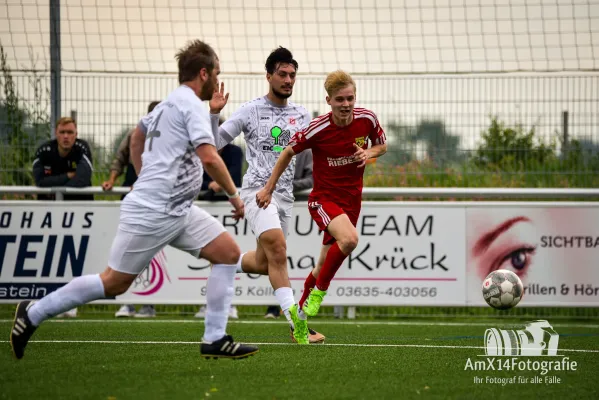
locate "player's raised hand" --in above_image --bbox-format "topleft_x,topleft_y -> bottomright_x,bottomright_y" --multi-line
255,187 -> 272,209
209,82 -> 230,114
353,143 -> 368,168
229,195 -> 245,220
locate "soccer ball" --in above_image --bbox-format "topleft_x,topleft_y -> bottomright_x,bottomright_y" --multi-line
482,269 -> 523,310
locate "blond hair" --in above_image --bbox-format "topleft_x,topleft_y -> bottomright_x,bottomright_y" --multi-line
55,117 -> 77,128
324,70 -> 356,97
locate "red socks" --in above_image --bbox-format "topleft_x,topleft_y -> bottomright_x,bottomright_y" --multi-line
299,271 -> 316,308
315,242 -> 348,291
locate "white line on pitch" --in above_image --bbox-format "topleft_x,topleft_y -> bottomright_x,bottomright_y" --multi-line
0,319 -> 597,329
1,339 -> 598,353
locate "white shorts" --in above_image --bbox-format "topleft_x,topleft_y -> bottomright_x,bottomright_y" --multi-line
108,204 -> 226,275
241,187 -> 293,239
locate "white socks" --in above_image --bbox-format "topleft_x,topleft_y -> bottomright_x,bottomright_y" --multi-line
274,287 -> 296,328
298,309 -> 307,320
235,252 -> 246,273
203,259 -> 239,342
27,274 -> 105,326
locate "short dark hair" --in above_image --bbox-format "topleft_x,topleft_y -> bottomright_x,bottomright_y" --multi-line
148,101 -> 160,113
265,47 -> 298,74
175,40 -> 218,84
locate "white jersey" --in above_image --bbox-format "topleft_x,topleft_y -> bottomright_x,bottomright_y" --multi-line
215,96 -> 311,200
125,85 -> 215,217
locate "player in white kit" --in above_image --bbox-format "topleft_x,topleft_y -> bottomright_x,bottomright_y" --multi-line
210,47 -> 323,344
10,40 -> 258,360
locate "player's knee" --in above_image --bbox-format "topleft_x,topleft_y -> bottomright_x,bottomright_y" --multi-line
264,241 -> 287,266
269,244 -> 287,265
224,246 -> 241,265
103,279 -> 132,297
339,234 -> 359,253
260,231 -> 287,265
100,268 -> 135,297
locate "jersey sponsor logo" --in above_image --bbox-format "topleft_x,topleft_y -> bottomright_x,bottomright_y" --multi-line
260,116 -> 270,121
289,117 -> 296,125
71,161 -> 77,169
263,126 -> 292,153
355,136 -> 366,147
327,155 -> 356,167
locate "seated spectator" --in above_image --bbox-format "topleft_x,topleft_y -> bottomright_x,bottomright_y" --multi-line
32,117 -> 93,201
32,116 -> 94,318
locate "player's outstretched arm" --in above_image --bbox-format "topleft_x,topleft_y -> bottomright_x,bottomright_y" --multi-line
368,143 -> 387,158
256,146 -> 296,209
196,143 -> 245,220
130,126 -> 146,176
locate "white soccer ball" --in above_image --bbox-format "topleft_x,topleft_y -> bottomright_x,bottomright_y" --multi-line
482,269 -> 523,310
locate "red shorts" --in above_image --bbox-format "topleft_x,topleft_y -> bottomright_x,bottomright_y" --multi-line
308,200 -> 361,245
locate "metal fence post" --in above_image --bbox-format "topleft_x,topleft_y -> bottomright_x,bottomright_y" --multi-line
50,0 -> 61,136
562,110 -> 569,155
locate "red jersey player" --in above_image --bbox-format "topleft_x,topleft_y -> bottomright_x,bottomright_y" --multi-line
256,70 -> 387,317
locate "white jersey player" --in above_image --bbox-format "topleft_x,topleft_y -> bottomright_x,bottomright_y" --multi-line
210,47 -> 323,345
10,40 -> 258,361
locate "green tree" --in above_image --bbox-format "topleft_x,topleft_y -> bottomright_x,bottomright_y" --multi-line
472,116 -> 556,171
377,120 -> 415,166
0,42 -> 50,185
414,120 -> 462,165
377,119 -> 462,167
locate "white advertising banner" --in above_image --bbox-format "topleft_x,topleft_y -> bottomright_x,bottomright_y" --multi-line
0,201 -> 465,306
465,204 -> 599,306
1,201 -> 597,306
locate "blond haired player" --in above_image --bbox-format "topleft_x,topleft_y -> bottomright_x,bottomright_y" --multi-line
256,70 -> 388,317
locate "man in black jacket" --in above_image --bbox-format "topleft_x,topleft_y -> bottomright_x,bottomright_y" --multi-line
32,117 -> 93,201
32,116 -> 93,318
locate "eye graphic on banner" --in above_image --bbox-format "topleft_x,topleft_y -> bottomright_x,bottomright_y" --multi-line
131,250 -> 170,296
470,216 -> 537,280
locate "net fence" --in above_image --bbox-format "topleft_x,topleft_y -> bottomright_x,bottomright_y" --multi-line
2,71 -> 598,187
2,0 -> 598,74
2,1 -> 598,187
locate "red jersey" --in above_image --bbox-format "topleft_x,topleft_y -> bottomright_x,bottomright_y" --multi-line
289,108 -> 386,205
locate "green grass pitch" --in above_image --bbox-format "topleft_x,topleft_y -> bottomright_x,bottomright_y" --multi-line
1,316 -> 598,399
